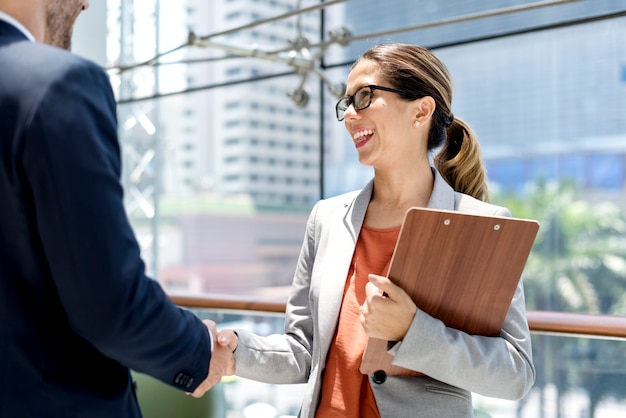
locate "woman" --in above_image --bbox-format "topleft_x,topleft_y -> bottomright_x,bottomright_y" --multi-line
218,43 -> 535,417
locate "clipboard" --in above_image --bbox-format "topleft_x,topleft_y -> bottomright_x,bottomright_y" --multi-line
360,207 -> 540,376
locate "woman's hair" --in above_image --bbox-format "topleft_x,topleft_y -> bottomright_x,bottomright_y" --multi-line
356,43 -> 490,202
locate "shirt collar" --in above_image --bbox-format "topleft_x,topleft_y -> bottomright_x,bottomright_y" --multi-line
0,11 -> 36,42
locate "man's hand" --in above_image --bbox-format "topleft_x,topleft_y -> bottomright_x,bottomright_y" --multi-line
360,274 -> 417,341
188,320 -> 236,398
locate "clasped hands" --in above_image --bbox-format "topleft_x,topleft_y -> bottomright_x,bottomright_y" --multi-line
189,274 -> 414,397
359,274 -> 417,341
188,320 -> 238,398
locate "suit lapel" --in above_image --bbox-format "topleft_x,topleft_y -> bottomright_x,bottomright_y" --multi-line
0,19 -> 28,43
317,181 -> 373,358
315,172 -> 452,359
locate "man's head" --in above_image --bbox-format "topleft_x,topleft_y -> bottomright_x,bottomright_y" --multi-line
44,0 -> 89,50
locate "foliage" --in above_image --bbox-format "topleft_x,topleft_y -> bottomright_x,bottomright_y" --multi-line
494,178 -> 626,314
493,178 -> 626,417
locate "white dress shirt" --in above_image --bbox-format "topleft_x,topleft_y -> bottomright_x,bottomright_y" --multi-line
0,10 -> 35,41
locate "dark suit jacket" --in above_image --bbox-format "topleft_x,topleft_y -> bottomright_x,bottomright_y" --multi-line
0,20 -> 211,417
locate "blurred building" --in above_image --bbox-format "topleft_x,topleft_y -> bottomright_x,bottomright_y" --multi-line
78,1 -> 625,293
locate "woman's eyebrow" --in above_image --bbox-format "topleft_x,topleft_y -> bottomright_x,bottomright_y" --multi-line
343,83 -> 369,97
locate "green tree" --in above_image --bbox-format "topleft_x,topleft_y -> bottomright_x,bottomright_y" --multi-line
496,178 -> 626,314
494,178 -> 626,418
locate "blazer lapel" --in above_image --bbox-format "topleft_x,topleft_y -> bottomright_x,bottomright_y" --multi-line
317,181 -> 373,358
315,172 -> 450,359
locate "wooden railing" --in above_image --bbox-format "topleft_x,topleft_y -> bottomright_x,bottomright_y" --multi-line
170,293 -> 626,340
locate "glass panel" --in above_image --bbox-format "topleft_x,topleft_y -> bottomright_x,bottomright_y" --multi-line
440,18 -> 626,315
117,76 -> 320,296
108,1 -> 324,297
323,15 -> 626,315
196,309 -> 306,418
323,0 -> 626,67
194,309 -> 626,418
474,334 -> 626,418
92,1 -> 626,417
322,67 -> 373,197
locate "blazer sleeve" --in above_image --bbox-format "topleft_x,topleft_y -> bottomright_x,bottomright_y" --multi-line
233,202 -> 321,384
20,57 -> 211,391
389,205 -> 536,400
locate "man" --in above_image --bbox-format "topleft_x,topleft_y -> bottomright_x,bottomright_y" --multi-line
0,1 -> 233,416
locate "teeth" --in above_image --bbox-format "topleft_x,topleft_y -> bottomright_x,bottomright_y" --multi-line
353,129 -> 374,140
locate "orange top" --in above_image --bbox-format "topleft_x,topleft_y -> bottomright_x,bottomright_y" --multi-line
315,225 -> 400,418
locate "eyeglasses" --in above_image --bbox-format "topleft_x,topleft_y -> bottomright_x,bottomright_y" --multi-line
335,84 -> 413,121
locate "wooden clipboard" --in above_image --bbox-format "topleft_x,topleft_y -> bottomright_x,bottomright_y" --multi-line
360,207 -> 540,376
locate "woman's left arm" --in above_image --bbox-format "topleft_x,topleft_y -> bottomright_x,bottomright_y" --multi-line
390,279 -> 535,400
392,203 -> 535,400
363,203 -> 535,400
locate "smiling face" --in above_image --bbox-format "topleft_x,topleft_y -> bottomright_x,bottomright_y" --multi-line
44,0 -> 89,50
342,59 -> 427,170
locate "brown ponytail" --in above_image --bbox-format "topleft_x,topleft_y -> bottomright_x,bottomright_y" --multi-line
434,117 -> 490,202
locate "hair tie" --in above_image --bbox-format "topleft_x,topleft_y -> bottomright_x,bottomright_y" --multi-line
444,113 -> 454,128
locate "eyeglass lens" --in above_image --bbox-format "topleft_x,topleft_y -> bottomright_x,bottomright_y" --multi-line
336,86 -> 373,121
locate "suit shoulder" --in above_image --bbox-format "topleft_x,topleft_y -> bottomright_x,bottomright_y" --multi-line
306,189 -> 360,224
316,189 -> 360,209
2,42 -> 113,121
4,41 -> 105,87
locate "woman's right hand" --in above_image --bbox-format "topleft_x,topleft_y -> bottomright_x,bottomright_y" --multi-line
361,274 -> 417,341
217,328 -> 238,353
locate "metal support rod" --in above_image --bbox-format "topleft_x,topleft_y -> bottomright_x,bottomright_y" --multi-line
198,0 -> 347,40
271,0 -> 584,53
108,0 -> 347,73
191,38 -> 314,70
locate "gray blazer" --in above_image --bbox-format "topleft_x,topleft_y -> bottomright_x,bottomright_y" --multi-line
234,169 -> 535,418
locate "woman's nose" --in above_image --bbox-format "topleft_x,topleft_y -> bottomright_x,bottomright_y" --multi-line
343,103 -> 358,120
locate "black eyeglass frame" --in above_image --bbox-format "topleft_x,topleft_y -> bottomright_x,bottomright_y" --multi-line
335,84 -> 414,121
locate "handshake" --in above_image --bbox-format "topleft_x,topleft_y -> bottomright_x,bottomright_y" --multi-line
188,320 -> 239,398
